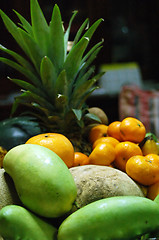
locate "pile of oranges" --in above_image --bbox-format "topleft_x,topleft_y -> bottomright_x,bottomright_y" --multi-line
88,117 -> 159,200
23,116 -> 159,201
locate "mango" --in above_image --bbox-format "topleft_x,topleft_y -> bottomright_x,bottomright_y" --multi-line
3,144 -> 77,218
0,205 -> 57,239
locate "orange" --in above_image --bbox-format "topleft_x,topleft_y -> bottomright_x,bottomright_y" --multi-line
88,124 -> 108,144
147,181 -> 159,200
25,133 -> 74,168
120,117 -> 146,143
126,154 -> 159,186
114,141 -> 142,172
107,121 -> 123,141
73,152 -> 89,167
93,136 -> 119,149
88,142 -> 116,166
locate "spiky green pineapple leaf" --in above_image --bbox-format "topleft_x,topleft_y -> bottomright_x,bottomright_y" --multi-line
30,0 -> 49,54
74,65 -> 95,90
0,57 -> 40,86
63,37 -> 89,89
82,18 -> 104,41
18,27 -> 44,73
11,91 -> 32,116
73,18 -> 89,46
64,10 -> 78,56
8,77 -> 46,98
13,10 -> 33,36
49,4 -> 65,71
0,44 -> 35,73
40,56 -> 57,99
82,39 -> 104,64
77,45 -> 103,80
25,91 -> 55,110
71,78 -> 97,107
54,70 -> 68,97
55,94 -> 68,112
76,86 -> 99,109
0,10 -> 31,57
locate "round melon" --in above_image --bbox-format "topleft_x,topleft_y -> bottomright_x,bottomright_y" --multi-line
69,165 -> 144,210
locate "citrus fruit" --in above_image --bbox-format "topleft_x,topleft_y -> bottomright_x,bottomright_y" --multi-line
89,124 -> 108,144
25,133 -> 74,168
126,154 -> 159,186
93,136 -> 119,149
120,117 -> 146,143
107,121 -> 123,141
114,141 -> 142,172
73,152 -> 89,167
89,142 -> 115,166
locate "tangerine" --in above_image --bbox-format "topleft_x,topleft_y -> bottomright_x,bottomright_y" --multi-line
89,142 -> 116,166
88,124 -> 108,144
120,117 -> 146,143
93,136 -> 119,149
147,181 -> 159,200
73,152 -> 89,167
114,141 -> 142,172
25,133 -> 74,168
107,121 -> 123,141
126,154 -> 159,186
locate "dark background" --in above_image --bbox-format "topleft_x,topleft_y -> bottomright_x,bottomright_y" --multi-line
0,0 -> 159,121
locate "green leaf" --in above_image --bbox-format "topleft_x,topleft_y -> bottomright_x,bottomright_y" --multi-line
40,56 -> 57,98
30,0 -> 49,53
13,10 -> 33,36
0,10 -> 30,57
73,18 -> 89,45
84,112 -> 101,123
71,78 -> 97,105
55,94 -> 68,112
74,66 -> 95,89
0,57 -> 40,86
18,27 -> 44,73
11,91 -> 32,116
49,4 -> 65,71
64,10 -> 78,56
25,91 -> 54,110
9,77 -> 46,98
82,39 -> 104,64
0,44 -> 35,74
72,109 -> 82,121
76,86 -> 98,109
78,46 -> 103,79
55,70 -> 68,96
82,18 -> 104,42
63,37 -> 89,88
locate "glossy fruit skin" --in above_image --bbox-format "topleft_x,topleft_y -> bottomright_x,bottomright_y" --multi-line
58,196 -> 159,240
25,133 -> 75,168
120,117 -> 146,143
114,141 -> 143,172
126,154 -> 159,186
0,205 -> 57,240
3,144 -> 77,218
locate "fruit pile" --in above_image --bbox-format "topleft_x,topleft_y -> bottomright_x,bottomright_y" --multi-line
87,117 -> 159,200
1,116 -> 159,239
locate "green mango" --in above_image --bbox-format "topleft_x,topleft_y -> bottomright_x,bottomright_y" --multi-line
0,205 -> 57,240
58,196 -> 159,240
3,144 -> 77,218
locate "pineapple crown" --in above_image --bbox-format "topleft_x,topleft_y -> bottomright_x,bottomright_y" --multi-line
0,0 -> 105,134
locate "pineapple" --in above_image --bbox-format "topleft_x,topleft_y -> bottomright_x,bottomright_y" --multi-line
0,0 -> 105,154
